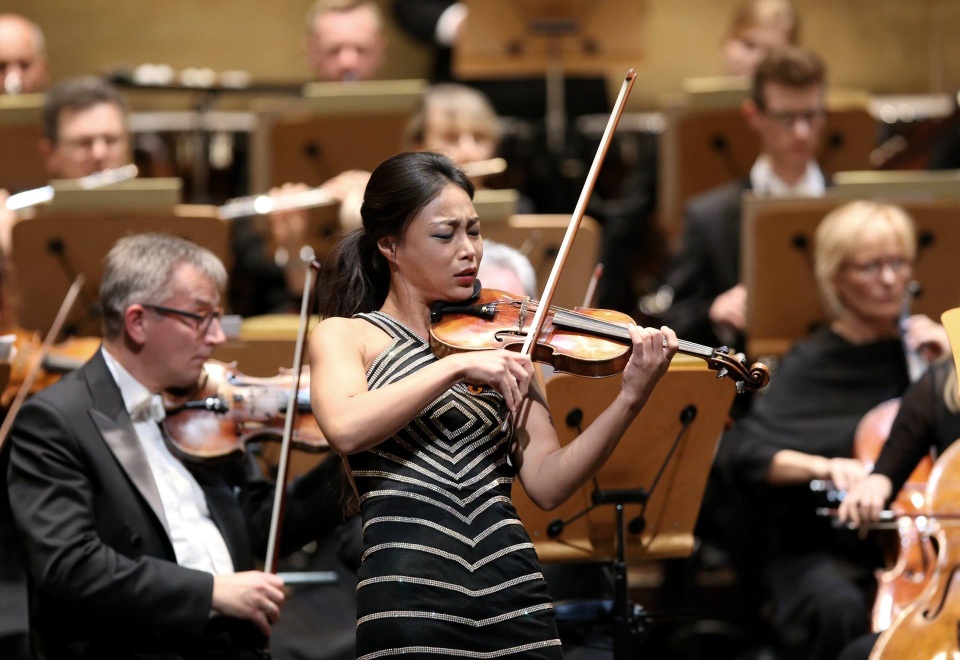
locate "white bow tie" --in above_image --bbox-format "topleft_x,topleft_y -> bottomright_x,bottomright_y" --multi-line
131,394 -> 167,423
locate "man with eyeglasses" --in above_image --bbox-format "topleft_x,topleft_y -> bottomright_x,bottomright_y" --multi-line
662,45 -> 827,350
4,233 -> 347,660
38,76 -> 131,180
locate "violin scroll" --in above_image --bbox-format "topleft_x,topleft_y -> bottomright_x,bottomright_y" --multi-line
703,348 -> 771,393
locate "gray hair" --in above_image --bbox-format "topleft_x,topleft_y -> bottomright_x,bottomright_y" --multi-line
479,240 -> 537,297
99,233 -> 227,339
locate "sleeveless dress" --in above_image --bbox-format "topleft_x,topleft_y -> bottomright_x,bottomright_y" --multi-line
350,311 -> 563,659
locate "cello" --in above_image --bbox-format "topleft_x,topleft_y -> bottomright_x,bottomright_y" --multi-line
869,439 -> 960,659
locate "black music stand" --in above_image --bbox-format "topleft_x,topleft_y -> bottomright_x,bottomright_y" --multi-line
512,362 -> 737,658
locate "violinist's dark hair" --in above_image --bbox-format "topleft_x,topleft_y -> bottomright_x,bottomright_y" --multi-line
317,151 -> 474,318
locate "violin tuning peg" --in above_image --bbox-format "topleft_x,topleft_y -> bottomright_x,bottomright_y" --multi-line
736,381 -> 746,394
716,367 -> 729,380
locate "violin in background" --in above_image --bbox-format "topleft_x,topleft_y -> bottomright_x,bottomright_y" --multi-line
162,360 -> 328,462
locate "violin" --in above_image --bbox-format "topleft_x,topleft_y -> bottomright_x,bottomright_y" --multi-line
2,328 -> 101,407
162,359 -> 328,462
429,288 -> 770,393
870,439 -> 960,659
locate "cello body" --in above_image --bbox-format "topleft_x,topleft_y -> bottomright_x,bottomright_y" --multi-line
853,398 -> 936,632
870,440 -> 960,659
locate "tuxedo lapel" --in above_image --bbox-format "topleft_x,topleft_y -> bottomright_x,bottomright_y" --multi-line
83,352 -> 172,539
195,472 -> 254,570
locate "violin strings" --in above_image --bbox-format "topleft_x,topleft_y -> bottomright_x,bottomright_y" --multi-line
493,299 -> 714,357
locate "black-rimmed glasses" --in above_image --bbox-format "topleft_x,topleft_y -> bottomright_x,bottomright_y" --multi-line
143,303 -> 224,333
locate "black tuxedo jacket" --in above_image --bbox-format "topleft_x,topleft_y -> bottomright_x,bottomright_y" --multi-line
6,350 -> 345,659
662,180 -> 750,348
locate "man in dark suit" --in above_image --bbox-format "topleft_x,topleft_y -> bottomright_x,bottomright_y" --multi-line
5,233 -> 345,659
662,46 -> 828,350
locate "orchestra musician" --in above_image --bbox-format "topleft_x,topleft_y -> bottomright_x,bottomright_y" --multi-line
38,76 -> 131,180
230,82 -> 510,317
304,0 -> 386,83
3,233 -> 347,659
721,0 -> 799,77
711,201 -> 949,660
0,13 -> 48,95
307,150 -> 677,658
661,45 -> 828,350
835,351 -> 959,660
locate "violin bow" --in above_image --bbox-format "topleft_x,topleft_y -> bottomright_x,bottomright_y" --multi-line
264,260 -> 321,574
0,274 -> 85,450
508,71 -> 636,412
582,263 -> 604,308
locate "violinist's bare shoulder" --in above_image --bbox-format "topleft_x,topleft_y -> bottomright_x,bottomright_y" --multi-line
309,315 -> 394,373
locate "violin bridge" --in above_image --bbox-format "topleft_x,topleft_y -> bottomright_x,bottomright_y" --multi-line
518,298 -> 529,334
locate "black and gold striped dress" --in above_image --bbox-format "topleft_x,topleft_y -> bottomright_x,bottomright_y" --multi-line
350,311 -> 563,659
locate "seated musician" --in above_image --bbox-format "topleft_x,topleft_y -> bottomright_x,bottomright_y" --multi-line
710,201 -> 949,660
661,45 -> 827,349
0,13 -> 48,95
230,83 -> 508,316
304,0 -> 386,83
0,76 -> 130,254
598,0 -> 799,314
3,233 -> 347,659
835,344 -> 959,660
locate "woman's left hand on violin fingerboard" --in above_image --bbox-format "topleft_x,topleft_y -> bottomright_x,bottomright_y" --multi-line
619,325 -> 679,412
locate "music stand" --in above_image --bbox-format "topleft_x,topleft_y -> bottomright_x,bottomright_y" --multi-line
0,93 -> 47,192
455,0 -> 643,152
941,308 -> 960,393
512,360 -> 737,658
832,169 -> 960,202
481,214 -> 601,309
473,188 -> 519,223
11,206 -> 227,336
49,177 -> 182,211
658,91 -> 876,230
248,80 -> 426,192
742,196 -> 960,358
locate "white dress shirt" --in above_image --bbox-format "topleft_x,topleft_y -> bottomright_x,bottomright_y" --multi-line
102,348 -> 235,575
749,154 -> 826,198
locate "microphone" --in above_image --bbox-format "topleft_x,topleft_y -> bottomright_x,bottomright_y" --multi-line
546,519 -> 565,538
710,133 -> 747,181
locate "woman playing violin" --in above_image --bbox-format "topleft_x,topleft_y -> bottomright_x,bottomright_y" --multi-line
308,151 -> 677,658
710,201 -> 947,660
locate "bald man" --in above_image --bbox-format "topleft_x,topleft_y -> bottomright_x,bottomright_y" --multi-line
0,14 -> 48,94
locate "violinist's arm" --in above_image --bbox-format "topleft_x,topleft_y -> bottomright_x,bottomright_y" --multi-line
512,325 -> 676,511
309,317 -> 533,454
766,449 -> 866,490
